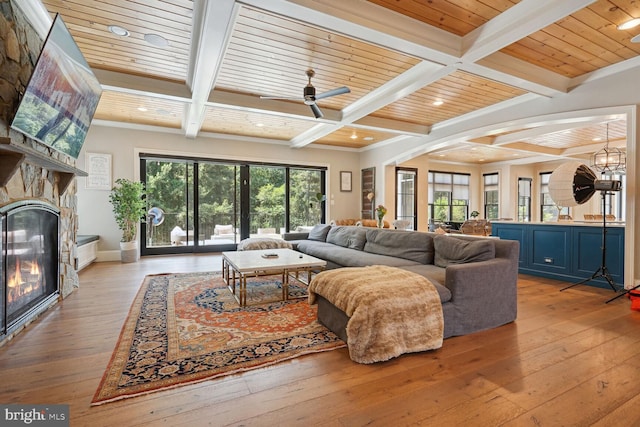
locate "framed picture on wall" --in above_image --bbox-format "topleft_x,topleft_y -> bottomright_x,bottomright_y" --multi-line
85,152 -> 112,190
340,171 -> 352,192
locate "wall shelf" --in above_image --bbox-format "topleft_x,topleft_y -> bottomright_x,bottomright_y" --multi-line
0,137 -> 87,194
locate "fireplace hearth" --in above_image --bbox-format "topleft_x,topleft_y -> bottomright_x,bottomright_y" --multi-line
1,200 -> 59,338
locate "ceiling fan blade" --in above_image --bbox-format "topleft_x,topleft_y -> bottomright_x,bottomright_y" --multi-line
315,86 -> 350,100
310,103 -> 323,119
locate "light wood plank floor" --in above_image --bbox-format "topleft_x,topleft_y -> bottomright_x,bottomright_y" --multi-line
1,254 -> 640,426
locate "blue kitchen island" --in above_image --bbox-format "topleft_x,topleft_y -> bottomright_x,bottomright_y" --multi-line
491,220 -> 624,289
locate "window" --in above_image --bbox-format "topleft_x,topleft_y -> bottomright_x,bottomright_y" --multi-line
517,177 -> 532,222
483,173 -> 499,220
395,168 -> 417,230
540,172 -> 569,221
140,155 -> 326,255
428,171 -> 470,224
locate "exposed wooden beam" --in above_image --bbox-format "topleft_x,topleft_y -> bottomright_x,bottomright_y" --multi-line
183,0 -> 237,138
491,116 -> 624,146
500,142 -> 564,156
342,62 -> 454,122
239,0 -> 460,62
290,123 -> 344,148
468,53 -> 570,97
462,0 -> 597,63
93,70 -> 192,102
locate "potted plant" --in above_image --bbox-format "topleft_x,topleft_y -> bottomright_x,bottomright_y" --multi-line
470,210 -> 480,219
109,178 -> 146,262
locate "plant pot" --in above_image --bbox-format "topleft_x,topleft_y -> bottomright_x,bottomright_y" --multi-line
120,241 -> 139,263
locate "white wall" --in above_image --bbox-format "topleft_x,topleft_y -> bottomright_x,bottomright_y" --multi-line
77,126 -> 361,253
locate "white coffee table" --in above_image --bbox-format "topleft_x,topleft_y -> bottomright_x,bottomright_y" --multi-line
222,248 -> 327,306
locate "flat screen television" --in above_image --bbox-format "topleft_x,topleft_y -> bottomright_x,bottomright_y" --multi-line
11,14 -> 102,159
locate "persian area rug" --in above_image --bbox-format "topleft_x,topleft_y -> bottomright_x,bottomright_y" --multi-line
92,271 -> 345,405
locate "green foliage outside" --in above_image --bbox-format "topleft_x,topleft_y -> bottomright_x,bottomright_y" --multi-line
143,160 -> 323,246
431,194 -> 468,223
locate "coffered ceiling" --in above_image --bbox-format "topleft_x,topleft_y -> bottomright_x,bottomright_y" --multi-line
25,0 -> 639,165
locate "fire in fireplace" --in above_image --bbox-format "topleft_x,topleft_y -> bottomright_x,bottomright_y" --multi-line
1,200 -> 59,338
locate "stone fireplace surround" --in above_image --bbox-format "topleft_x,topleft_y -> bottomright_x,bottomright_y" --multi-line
0,2 -> 82,346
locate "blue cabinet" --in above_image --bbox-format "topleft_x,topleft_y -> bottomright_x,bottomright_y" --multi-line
492,222 -> 624,289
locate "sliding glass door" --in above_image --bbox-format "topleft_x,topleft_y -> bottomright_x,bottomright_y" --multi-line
143,158 -> 195,252
289,168 -> 325,232
249,166 -> 286,238
140,155 -> 325,255
198,163 -> 240,246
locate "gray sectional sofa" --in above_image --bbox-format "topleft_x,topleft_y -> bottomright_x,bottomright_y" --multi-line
285,225 -> 520,339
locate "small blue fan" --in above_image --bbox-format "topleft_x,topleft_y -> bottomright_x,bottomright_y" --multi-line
148,207 -> 165,226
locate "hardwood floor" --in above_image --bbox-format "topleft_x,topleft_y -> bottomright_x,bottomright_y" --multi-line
1,254 -> 640,426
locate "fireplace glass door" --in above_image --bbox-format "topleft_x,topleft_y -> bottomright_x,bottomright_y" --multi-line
3,202 -> 59,332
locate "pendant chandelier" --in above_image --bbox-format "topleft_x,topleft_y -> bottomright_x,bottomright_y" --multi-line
591,123 -> 626,174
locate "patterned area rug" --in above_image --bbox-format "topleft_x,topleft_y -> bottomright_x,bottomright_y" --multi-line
92,271 -> 345,405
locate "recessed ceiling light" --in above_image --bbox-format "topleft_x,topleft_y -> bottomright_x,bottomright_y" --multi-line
144,33 -> 169,47
618,18 -> 640,30
593,137 -> 603,141
439,154 -> 445,157
256,123 -> 264,127
350,131 -> 358,139
108,25 -> 130,37
433,100 -> 444,106
363,136 -> 374,141
137,106 -> 148,112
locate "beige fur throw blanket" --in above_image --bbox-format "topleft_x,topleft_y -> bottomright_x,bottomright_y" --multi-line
308,265 -> 443,364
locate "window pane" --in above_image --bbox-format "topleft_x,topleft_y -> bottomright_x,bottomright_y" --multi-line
289,168 -> 323,230
250,166 -> 286,236
145,159 -> 193,247
199,163 -> 239,245
428,171 -> 470,223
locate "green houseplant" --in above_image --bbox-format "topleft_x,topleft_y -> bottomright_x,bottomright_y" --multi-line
109,178 -> 146,262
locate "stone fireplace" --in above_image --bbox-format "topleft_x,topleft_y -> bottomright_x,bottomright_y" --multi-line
1,200 -> 60,336
0,2 -> 83,346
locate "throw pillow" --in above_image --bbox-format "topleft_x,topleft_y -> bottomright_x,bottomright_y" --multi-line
308,224 -> 332,241
433,235 -> 495,268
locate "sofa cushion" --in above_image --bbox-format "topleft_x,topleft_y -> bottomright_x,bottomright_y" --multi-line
433,235 -> 495,268
326,226 -> 367,250
308,224 -> 332,241
364,228 -> 434,264
295,239 -> 418,269
398,265 -> 451,303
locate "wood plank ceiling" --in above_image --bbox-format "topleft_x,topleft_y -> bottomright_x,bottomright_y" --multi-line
34,0 -> 640,165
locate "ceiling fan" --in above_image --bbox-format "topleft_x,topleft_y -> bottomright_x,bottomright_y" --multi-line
260,69 -> 350,119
